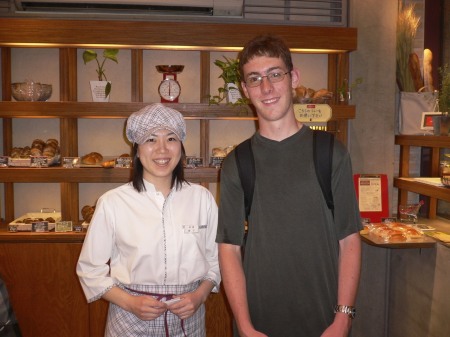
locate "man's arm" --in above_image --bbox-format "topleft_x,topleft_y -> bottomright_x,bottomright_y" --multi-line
219,243 -> 267,337
322,232 -> 362,336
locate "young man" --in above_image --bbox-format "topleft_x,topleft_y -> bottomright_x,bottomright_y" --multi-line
216,35 -> 362,337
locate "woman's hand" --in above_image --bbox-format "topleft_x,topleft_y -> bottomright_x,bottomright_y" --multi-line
165,290 -> 203,320
166,280 -> 214,319
128,294 -> 168,321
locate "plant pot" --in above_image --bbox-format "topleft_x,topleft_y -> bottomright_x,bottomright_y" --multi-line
226,83 -> 242,104
90,81 -> 111,102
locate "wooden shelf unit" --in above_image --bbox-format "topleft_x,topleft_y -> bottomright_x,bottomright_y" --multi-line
395,134 -> 450,218
0,18 -> 357,225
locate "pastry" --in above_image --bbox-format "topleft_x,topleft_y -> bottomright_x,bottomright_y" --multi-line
81,152 -> 104,165
212,147 -> 227,157
81,205 -> 95,223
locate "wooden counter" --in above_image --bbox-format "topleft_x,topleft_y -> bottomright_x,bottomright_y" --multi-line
0,228 -> 232,337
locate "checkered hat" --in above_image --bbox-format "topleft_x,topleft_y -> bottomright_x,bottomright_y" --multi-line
126,103 -> 186,144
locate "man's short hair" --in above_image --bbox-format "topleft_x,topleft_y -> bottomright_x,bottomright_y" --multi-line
238,34 -> 293,80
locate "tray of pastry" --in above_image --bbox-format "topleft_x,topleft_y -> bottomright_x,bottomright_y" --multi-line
8,138 -> 61,167
80,152 -> 131,168
8,209 -> 61,232
360,222 -> 437,248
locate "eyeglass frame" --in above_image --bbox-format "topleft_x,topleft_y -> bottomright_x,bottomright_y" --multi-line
244,70 -> 291,88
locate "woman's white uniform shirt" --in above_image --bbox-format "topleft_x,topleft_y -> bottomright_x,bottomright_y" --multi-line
77,179 -> 220,302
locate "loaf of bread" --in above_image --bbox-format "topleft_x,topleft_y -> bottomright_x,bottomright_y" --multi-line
212,148 -> 227,157
81,152 -> 104,165
81,205 -> 95,223
101,159 -> 115,168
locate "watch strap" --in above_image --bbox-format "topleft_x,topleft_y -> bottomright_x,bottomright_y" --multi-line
334,305 -> 356,319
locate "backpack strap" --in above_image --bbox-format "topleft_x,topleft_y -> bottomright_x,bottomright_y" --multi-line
234,138 -> 255,220
312,130 -> 335,214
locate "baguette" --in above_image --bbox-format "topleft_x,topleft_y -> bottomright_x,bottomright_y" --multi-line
409,52 -> 424,92
423,49 -> 434,92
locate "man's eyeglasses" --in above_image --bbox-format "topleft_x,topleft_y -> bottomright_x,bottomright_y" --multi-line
245,71 -> 290,88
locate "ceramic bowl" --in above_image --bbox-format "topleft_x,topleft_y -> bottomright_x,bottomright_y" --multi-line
11,82 -> 52,101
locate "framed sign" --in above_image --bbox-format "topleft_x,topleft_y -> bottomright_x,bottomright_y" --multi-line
353,174 -> 389,223
421,112 -> 440,131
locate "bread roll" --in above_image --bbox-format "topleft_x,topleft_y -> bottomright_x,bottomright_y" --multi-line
30,147 -> 42,156
43,144 -> 56,157
81,205 -> 95,223
212,148 -> 227,157
31,139 -> 45,150
102,159 -> 115,168
81,152 -> 104,165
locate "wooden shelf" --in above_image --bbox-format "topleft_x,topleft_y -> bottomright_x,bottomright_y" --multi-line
0,18 -> 357,52
394,177 -> 450,202
0,101 -> 355,120
0,167 -> 220,183
396,134 -> 450,218
395,134 -> 450,148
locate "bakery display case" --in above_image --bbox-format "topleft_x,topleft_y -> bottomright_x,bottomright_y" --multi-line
0,18 -> 357,337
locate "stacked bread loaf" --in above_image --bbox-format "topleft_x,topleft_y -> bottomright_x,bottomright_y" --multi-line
10,138 -> 59,158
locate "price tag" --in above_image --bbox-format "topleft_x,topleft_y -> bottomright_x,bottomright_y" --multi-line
55,221 -> 73,232
185,157 -> 203,168
32,221 -> 49,232
115,157 -> 132,168
0,156 -> 8,167
62,157 -> 81,168
293,104 -> 332,122
30,156 -> 49,167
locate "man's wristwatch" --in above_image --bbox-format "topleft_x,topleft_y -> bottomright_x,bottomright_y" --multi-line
334,305 -> 356,319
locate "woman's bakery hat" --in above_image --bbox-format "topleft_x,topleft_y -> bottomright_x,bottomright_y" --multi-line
126,103 -> 186,144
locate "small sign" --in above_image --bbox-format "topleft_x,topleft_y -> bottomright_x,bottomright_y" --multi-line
32,221 -> 49,232
62,157 -> 81,168
0,156 -> 8,167
115,157 -> 132,168
294,104 -> 332,122
353,174 -> 389,223
55,221 -> 73,232
73,223 -> 83,232
30,156 -> 49,168
210,157 -> 225,168
185,157 -> 204,168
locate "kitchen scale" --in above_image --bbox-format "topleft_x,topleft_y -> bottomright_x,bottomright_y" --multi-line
156,65 -> 184,103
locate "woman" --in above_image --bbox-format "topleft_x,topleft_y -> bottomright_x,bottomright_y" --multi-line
77,103 -> 220,337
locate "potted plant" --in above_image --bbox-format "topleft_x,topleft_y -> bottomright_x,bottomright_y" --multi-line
434,65 -> 450,135
209,56 -> 248,105
83,48 -> 119,102
337,77 -> 363,102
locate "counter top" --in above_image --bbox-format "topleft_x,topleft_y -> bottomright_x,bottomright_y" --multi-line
0,226 -> 86,243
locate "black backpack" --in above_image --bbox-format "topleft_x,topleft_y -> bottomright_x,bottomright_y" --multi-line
234,130 -> 335,220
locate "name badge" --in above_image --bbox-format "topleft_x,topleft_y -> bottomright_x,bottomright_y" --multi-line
183,224 -> 199,233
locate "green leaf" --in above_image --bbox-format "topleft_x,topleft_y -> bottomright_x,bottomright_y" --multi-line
83,50 -> 97,64
105,82 -> 112,98
103,49 -> 119,63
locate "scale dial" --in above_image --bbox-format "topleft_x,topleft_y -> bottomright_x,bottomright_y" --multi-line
158,79 -> 181,102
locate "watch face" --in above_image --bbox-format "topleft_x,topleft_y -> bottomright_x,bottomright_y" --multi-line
158,79 -> 180,102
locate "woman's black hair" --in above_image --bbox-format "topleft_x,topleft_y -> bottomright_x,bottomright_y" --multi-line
130,142 -> 188,193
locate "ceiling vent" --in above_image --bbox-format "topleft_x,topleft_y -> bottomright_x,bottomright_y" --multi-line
243,0 -> 347,26
6,0 -> 348,26
11,0 -> 243,17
